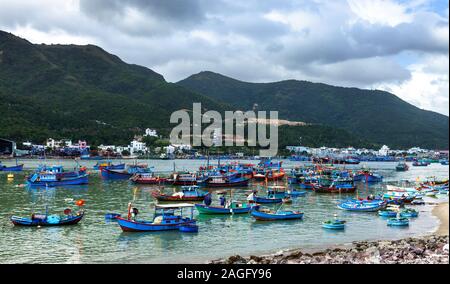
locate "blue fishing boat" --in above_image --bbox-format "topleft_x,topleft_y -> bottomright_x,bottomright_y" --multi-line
11,200 -> 85,227
322,219 -> 346,230
27,166 -> 89,187
116,203 -> 196,232
0,163 -> 24,172
195,202 -> 258,215
378,210 -> 398,217
249,186 -> 290,204
400,209 -> 419,218
338,199 -> 387,212
11,212 -> 84,226
101,168 -> 132,180
205,173 -> 250,188
387,217 -> 409,226
250,207 -> 304,221
354,172 -> 383,183
93,162 -> 125,171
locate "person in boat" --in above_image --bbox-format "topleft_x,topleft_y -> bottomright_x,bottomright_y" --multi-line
219,195 -> 226,207
204,193 -> 212,206
127,202 -> 139,221
367,194 -> 375,200
131,208 -> 139,221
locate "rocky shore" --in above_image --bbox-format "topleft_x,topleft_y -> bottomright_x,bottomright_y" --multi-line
211,235 -> 449,264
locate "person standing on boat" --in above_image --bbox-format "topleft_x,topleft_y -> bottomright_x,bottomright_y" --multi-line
204,193 -> 212,206
219,195 -> 226,207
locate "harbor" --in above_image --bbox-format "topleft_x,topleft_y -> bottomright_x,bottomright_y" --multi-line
0,159 -> 447,264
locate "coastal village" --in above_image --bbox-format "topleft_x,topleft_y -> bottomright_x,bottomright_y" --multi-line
1,129 -> 448,162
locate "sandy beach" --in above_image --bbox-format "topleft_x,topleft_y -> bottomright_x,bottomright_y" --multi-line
433,202 -> 449,236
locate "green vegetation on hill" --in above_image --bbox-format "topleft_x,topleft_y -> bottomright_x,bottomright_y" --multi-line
1,31 -> 448,150
178,71 -> 449,149
0,31 -> 225,145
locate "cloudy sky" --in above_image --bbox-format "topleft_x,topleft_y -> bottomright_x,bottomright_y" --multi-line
0,0 -> 448,115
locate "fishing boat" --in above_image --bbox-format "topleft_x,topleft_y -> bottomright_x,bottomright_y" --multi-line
171,172 -> 200,186
27,165 -> 89,187
440,160 -> 449,165
322,219 -> 346,230
387,217 -> 409,227
250,207 -> 304,221
253,169 -> 285,181
249,186 -> 289,204
205,174 -> 250,188
313,177 -> 356,193
353,170 -> 383,183
411,199 -> 425,205
195,201 -> 258,215
130,173 -> 168,185
400,209 -> 419,218
395,162 -> 409,171
338,199 -> 387,212
152,186 -> 208,202
0,163 -> 24,172
116,203 -> 197,232
11,200 -> 85,227
93,162 -> 125,171
413,160 -> 429,167
378,210 -> 398,217
101,168 -> 133,180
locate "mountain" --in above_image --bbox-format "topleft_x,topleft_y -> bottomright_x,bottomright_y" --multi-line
178,71 -> 449,149
0,31 -> 225,145
1,30 -> 447,150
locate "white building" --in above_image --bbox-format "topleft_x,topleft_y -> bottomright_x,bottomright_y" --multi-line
286,146 -> 310,154
129,140 -> 147,154
378,145 -> 390,156
144,128 -> 158,137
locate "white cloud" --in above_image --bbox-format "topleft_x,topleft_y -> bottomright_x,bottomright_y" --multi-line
375,54 -> 449,115
348,0 -> 413,26
0,0 -> 448,115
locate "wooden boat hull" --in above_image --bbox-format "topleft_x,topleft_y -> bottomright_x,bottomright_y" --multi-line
101,168 -> 132,180
387,218 -> 409,226
313,186 -> 356,193
131,177 -> 168,184
11,213 -> 84,227
253,196 -> 283,204
27,175 -> 89,187
322,221 -> 346,230
153,193 -> 206,202
116,217 -> 195,232
378,210 -> 397,217
195,204 -> 258,214
0,164 -> 24,172
338,200 -> 387,212
251,209 -> 304,221
206,178 -> 250,188
93,163 -> 125,171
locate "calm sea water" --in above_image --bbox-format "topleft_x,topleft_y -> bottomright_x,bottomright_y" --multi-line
0,159 -> 448,263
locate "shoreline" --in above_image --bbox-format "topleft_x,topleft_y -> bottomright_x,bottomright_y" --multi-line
210,202 -> 449,264
432,202 -> 449,236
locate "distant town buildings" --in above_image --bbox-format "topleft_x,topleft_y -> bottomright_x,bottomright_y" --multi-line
144,128 -> 158,137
